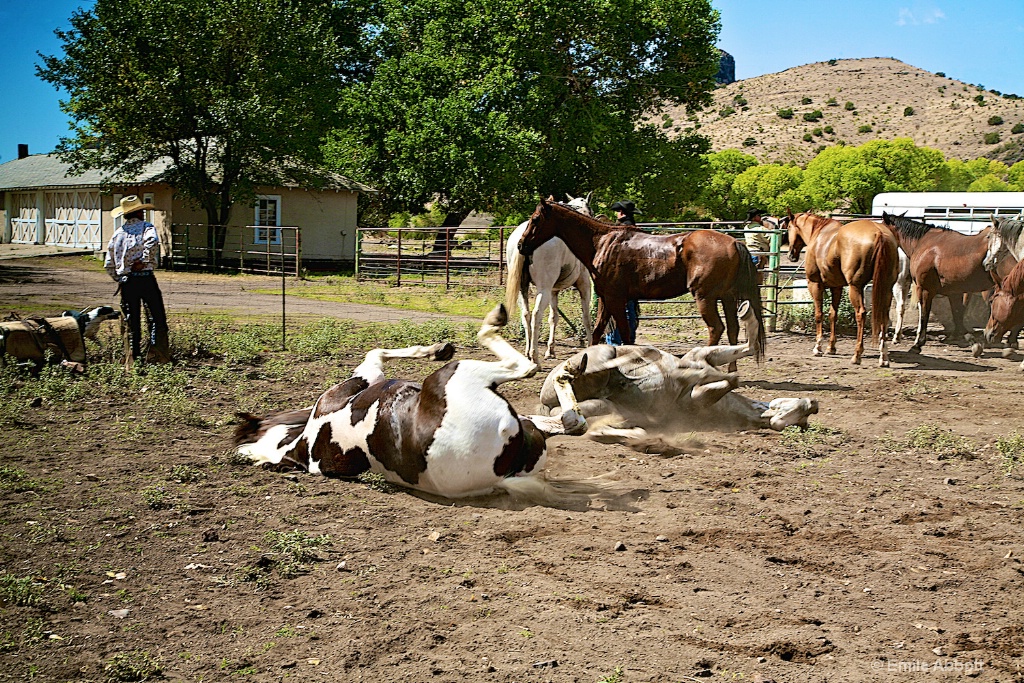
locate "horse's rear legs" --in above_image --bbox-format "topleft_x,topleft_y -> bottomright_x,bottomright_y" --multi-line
353,342 -> 455,384
478,304 -> 539,380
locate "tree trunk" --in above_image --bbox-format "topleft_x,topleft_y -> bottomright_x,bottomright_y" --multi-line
427,210 -> 470,257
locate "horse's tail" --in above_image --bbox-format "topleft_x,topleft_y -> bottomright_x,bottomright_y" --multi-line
505,246 -> 528,320
871,230 -> 898,344
732,241 -> 766,362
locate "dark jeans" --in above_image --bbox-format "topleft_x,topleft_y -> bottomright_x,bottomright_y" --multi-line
120,274 -> 169,359
604,299 -> 640,345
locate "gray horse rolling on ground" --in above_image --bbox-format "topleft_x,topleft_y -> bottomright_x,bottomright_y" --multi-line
538,302 -> 818,450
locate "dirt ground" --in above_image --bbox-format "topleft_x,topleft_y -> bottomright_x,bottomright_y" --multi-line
2,259 -> 1024,683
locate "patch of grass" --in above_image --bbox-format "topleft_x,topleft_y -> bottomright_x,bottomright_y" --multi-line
780,423 -> 844,457
0,466 -> 50,494
141,486 -> 170,510
0,573 -> 43,607
170,464 -> 206,483
264,530 -> 333,578
598,666 -> 624,683
997,432 -> 1024,476
103,650 -> 162,682
883,425 -> 976,460
357,471 -> 397,493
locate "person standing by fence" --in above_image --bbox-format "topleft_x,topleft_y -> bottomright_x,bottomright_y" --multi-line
743,208 -> 772,284
105,195 -> 171,368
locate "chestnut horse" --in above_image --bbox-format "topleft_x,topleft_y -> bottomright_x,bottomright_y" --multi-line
513,198 -> 765,364
984,257 -> 1024,371
782,211 -> 899,366
881,212 -> 997,354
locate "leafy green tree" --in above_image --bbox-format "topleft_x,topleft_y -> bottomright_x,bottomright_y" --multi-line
325,0 -> 721,229
731,164 -> 808,216
1007,161 -> 1024,190
38,0 -> 367,253
694,149 -> 758,219
800,139 -> 944,213
967,174 -> 1012,192
939,157 -> 1009,190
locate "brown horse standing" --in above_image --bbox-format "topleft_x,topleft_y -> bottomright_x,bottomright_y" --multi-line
783,211 -> 899,366
881,212 -> 998,354
511,198 -> 765,364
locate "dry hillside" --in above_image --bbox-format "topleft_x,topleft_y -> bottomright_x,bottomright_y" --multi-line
663,57 -> 1024,165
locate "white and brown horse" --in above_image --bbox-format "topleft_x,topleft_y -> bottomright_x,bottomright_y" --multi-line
234,305 -> 593,500
505,194 -> 594,364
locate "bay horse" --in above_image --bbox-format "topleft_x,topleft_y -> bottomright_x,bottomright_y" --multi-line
984,257 -> 1024,371
505,194 -> 594,363
512,198 -> 765,366
881,212 -> 999,354
782,211 -> 899,366
234,305 -> 597,501
982,216 -> 1024,349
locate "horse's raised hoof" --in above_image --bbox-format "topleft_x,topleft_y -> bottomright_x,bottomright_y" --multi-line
560,409 -> 588,436
737,300 -> 752,321
483,304 -> 508,328
971,342 -> 984,358
431,342 -> 456,361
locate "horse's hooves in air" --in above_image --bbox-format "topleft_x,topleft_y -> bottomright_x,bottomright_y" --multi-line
484,304 -> 508,328
737,300 -> 751,320
971,343 -> 984,358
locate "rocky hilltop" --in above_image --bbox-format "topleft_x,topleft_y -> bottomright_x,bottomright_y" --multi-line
663,58 -> 1024,165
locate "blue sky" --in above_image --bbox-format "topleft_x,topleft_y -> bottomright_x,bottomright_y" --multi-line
1,1 -> 1023,163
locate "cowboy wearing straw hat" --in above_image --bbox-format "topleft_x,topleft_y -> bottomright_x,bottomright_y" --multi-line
104,195 -> 170,367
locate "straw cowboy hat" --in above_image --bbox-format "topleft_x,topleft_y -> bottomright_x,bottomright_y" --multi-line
112,195 -> 155,218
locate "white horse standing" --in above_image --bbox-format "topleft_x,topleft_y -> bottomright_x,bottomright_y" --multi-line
505,194 -> 594,364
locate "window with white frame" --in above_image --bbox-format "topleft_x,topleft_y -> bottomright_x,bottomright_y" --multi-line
254,195 -> 281,245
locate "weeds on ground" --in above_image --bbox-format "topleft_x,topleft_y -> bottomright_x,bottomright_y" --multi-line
169,464 -> 205,483
879,424 -> 976,460
264,530 -> 333,579
0,466 -> 51,494
780,423 -> 844,457
0,573 -> 43,607
997,432 -> 1024,476
358,471 -> 398,493
103,650 -> 162,682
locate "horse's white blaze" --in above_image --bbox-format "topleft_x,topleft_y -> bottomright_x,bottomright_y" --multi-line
238,423 -> 295,464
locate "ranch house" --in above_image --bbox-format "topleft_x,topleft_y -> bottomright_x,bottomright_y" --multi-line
0,146 -> 375,269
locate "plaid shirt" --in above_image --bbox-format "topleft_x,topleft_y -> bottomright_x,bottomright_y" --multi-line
105,218 -> 159,280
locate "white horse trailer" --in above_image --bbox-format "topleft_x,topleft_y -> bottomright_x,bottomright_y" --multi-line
872,191 -> 1024,236
872,192 -> 1024,235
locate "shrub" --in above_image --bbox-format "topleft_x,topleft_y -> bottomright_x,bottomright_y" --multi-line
974,94 -> 986,105
812,127 -> 823,137
802,133 -> 813,142
733,95 -> 747,106
826,97 -> 838,106
801,96 -> 812,105
742,137 -> 757,147
823,125 -> 834,134
1012,123 -> 1024,134
777,108 -> 794,119
936,71 -> 945,77
844,101 -> 855,110
802,110 -> 823,122
904,106 -> 915,116
988,115 -> 1003,126
827,59 -> 837,66
858,124 -> 873,133
984,132 -> 1001,144
719,106 -> 735,118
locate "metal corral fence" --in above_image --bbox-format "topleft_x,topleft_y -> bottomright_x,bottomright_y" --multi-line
357,223 -> 817,332
167,224 -> 302,277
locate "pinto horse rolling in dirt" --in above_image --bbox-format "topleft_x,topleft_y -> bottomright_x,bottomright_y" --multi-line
513,198 -> 765,368
234,305 -> 593,501
882,212 -> 1001,354
782,211 -> 898,366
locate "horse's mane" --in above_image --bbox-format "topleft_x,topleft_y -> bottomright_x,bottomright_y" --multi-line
995,217 -> 1024,243
547,201 -> 625,233
882,212 -> 950,240
1001,257 -> 1024,297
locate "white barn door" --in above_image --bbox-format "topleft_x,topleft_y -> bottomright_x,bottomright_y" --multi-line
10,193 -> 38,244
44,191 -> 102,248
